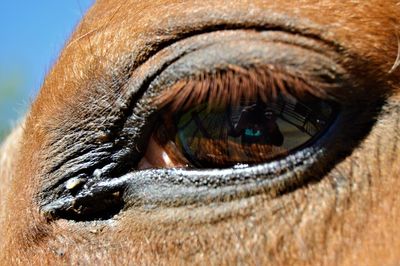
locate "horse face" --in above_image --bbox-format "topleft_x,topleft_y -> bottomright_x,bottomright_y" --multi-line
1,1 -> 399,264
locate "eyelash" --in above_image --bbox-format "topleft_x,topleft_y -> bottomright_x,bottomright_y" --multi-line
155,65 -> 331,112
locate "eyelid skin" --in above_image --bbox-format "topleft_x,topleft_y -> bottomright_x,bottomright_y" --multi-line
1,1 -> 400,265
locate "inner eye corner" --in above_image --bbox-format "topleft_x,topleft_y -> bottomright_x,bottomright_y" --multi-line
138,67 -> 339,170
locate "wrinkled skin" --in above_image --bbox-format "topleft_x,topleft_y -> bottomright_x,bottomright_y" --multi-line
0,1 -> 400,265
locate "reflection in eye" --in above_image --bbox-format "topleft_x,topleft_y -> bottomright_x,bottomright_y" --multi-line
173,95 -> 334,168
138,67 -> 337,169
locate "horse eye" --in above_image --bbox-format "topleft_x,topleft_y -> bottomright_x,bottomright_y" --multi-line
41,31 -> 369,221
138,69 -> 338,170
140,95 -> 336,169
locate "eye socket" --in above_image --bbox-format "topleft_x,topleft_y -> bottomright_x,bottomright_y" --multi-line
41,29 -> 381,221
138,68 -> 338,170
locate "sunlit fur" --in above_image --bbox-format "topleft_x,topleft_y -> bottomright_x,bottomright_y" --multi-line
1,0 -> 400,265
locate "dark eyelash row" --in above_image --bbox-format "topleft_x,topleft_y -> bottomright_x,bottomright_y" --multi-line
155,65 -> 332,112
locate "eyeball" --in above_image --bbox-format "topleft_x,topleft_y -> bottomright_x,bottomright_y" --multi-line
146,91 -> 337,169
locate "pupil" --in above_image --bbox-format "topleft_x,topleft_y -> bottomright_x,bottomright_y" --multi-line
229,103 -> 284,146
162,93 -> 336,168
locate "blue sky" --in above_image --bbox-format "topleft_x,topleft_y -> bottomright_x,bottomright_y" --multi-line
0,1 -> 94,136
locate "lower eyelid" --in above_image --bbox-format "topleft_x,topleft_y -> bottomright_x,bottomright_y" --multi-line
41,135 -> 323,220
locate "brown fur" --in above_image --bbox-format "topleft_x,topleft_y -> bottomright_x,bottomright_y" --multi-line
1,0 -> 400,265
